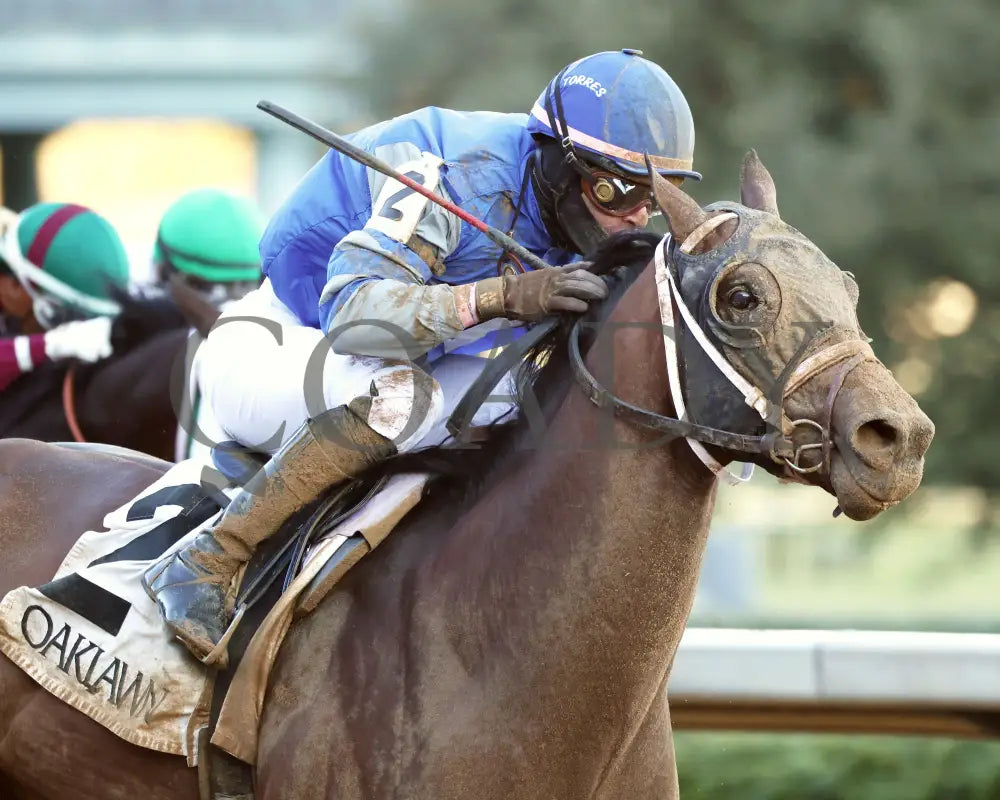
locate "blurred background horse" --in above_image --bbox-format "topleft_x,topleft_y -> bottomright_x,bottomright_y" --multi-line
0,285 -> 219,461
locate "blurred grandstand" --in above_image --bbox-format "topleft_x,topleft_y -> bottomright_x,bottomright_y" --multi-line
0,0 -> 385,278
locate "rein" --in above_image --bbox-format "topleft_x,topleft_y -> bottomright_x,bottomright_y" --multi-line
568,321 -> 793,457
446,219 -> 873,485
570,222 -> 876,484
61,366 -> 87,443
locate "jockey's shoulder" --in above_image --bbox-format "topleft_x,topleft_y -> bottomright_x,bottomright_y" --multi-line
342,106 -> 534,180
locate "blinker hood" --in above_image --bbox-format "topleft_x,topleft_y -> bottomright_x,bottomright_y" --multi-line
666,202 -> 778,438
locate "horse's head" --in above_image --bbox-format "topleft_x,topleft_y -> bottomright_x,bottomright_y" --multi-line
648,151 -> 934,520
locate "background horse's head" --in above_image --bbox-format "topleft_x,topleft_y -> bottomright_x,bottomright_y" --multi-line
649,151 -> 934,520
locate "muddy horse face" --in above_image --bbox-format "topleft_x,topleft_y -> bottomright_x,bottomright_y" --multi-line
648,152 -> 934,520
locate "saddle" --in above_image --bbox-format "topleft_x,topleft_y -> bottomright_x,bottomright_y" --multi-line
201,451 -> 390,799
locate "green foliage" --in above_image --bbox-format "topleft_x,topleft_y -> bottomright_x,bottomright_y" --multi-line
359,0 -> 1000,487
674,733 -> 1000,800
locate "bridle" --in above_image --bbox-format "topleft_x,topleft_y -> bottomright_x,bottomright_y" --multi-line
569,214 -> 876,485
776,339 -> 873,476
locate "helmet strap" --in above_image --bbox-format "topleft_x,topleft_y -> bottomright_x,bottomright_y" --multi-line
531,143 -> 607,256
530,152 -> 571,251
543,66 -> 599,188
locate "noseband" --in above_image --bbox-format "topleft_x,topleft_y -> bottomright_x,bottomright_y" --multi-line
777,340 -> 873,475
569,219 -> 876,484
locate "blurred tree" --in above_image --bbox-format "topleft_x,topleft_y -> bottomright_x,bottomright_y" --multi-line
358,0 -> 1000,488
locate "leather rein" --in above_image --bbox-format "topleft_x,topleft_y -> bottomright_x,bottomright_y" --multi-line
569,220 -> 875,482
61,366 -> 87,443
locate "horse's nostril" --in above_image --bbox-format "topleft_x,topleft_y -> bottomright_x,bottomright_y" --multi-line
853,418 -> 899,454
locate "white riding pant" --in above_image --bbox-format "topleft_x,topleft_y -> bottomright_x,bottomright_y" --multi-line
182,280 -> 516,458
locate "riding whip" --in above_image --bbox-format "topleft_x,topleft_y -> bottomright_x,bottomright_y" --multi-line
256,100 -> 553,272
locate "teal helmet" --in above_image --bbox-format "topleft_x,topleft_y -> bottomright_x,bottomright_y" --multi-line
0,202 -> 129,328
154,189 -> 264,288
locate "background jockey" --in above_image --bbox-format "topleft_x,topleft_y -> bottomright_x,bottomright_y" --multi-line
153,188 -> 265,308
153,188 -> 267,461
143,49 -> 703,666
0,203 -> 131,393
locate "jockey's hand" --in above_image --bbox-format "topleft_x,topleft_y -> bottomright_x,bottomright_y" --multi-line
475,263 -> 608,323
43,315 -> 114,363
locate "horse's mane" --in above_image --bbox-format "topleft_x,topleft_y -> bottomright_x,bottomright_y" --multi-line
106,287 -> 190,351
374,230 -> 661,507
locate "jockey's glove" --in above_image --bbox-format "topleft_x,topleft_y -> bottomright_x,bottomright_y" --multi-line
43,315 -> 114,363
466,264 -> 609,325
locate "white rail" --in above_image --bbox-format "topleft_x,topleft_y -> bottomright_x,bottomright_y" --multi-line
669,629 -> 1000,738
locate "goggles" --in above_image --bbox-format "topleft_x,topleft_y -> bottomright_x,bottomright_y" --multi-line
581,170 -> 684,217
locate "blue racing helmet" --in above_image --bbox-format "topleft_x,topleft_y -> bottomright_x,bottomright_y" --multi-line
526,49 -> 702,255
527,48 -> 701,182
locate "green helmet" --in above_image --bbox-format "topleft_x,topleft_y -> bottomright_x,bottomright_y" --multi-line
155,189 -> 264,284
0,202 -> 129,328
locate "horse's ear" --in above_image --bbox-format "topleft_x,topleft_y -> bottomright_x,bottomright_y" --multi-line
739,149 -> 779,217
645,153 -> 708,243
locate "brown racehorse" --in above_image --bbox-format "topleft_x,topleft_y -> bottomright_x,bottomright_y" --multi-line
0,154 -> 934,799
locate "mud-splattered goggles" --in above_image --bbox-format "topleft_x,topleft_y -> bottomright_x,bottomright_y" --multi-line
582,170 -> 684,217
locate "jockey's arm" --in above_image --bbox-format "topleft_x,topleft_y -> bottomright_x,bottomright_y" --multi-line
316,147 -> 606,361
0,334 -> 47,391
319,242 -> 471,361
318,152 -> 469,360
0,317 -> 114,390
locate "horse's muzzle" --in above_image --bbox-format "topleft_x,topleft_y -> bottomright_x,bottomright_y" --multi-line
829,360 -> 935,519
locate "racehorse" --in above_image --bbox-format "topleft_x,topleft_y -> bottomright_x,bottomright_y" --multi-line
0,153 -> 933,799
0,281 -> 220,462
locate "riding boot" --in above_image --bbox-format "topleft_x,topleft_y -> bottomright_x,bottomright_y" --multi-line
142,402 -> 396,666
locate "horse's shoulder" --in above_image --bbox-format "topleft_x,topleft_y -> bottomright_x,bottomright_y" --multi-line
0,438 -> 168,486
0,437 -> 57,473
0,366 -> 65,435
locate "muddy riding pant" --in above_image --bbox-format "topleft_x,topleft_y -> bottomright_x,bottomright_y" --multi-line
187,280 -> 515,457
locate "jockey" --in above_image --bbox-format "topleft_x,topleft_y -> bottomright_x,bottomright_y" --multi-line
153,188 -> 265,307
153,189 -> 267,461
144,49 -> 702,665
0,203 -> 130,392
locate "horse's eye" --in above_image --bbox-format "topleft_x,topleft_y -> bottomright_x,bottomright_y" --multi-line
727,287 -> 757,311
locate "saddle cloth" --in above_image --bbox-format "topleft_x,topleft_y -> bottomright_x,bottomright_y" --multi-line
0,456 -> 426,766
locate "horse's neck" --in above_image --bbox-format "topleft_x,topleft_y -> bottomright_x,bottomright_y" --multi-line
438,267 -> 718,738
76,330 -> 186,459
0,364 -> 66,436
